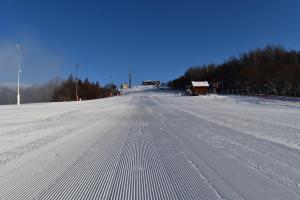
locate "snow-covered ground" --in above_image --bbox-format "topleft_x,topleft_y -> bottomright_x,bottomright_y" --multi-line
0,86 -> 300,199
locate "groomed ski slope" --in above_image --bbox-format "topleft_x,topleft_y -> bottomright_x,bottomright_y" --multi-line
0,86 -> 300,199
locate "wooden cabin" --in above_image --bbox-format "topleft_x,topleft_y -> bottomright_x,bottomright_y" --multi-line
190,81 -> 209,95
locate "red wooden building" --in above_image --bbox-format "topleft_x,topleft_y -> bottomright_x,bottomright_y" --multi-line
190,81 -> 209,95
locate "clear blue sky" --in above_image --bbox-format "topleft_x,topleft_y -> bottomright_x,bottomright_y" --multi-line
0,0 -> 300,87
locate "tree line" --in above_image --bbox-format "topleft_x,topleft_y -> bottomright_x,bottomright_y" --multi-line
52,75 -> 118,101
168,45 -> 300,96
0,79 -> 62,105
0,75 -> 118,105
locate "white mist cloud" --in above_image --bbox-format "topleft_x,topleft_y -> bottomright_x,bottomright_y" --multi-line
0,37 -> 64,85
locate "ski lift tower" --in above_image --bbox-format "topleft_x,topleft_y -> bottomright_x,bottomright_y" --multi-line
129,68 -> 132,89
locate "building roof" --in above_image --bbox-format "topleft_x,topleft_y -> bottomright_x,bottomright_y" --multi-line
191,81 -> 209,87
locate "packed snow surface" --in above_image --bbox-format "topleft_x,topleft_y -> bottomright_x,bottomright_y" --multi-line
0,86 -> 300,199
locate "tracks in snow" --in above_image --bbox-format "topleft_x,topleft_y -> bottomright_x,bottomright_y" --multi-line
38,97 -> 222,199
0,94 -> 300,199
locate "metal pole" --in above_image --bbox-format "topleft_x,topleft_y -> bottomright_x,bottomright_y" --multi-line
221,80 -> 223,94
17,56 -> 20,105
16,44 -> 23,105
75,64 -> 80,101
129,68 -> 132,89
110,75 -> 113,96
